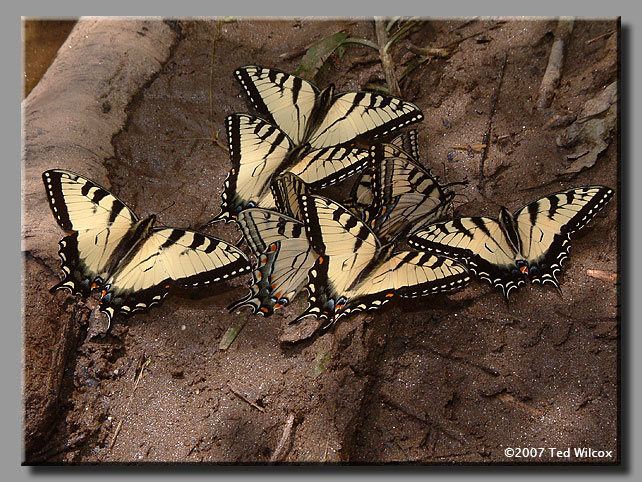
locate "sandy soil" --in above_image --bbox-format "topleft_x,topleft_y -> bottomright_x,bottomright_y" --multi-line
23,18 -> 618,464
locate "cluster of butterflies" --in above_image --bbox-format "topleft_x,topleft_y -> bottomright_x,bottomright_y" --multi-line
43,65 -> 615,330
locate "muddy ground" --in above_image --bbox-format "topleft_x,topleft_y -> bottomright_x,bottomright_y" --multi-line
23,18 -> 619,464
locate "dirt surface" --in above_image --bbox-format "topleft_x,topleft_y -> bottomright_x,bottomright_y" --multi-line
23,18 -> 618,464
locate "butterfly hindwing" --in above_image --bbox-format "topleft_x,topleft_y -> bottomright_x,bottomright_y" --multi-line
232,208 -> 315,316
389,128 -> 419,160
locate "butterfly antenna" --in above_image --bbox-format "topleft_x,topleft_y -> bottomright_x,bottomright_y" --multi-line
152,201 -> 177,228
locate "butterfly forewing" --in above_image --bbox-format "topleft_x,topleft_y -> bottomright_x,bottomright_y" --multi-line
370,156 -> 452,241
289,144 -> 370,190
344,131 -> 418,220
235,66 -> 319,146
513,186 -> 614,286
218,114 -> 292,218
43,170 -> 140,294
349,251 -> 469,302
409,217 -> 525,298
308,92 -> 424,149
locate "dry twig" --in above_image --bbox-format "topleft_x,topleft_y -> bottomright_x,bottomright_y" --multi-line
270,413 -> 297,462
586,29 -> 616,45
536,18 -> 574,109
586,269 -> 617,282
228,382 -> 265,412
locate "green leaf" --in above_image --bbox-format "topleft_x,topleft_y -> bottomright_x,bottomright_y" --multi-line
314,350 -> 332,377
294,32 -> 349,80
219,318 -> 247,351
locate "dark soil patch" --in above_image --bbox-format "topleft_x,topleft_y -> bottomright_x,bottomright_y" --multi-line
28,18 -> 618,463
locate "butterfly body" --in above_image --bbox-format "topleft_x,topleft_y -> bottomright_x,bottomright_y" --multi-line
43,169 -> 251,323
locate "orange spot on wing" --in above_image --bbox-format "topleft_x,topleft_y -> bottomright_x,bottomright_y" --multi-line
269,244 -> 278,252
318,256 -> 325,265
385,293 -> 394,298
261,307 -> 269,313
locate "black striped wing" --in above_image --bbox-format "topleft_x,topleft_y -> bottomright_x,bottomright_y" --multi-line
43,169 -> 139,297
408,217 -> 526,299
288,144 -> 370,190
389,128 -> 419,160
232,208 -> 315,316
235,65 -> 424,150
345,131 -> 418,220
214,114 -> 291,222
307,91 -> 424,149
297,194 -> 469,326
212,114 -> 369,223
100,229 -> 251,322
235,65 -> 319,146
271,172 -> 308,220
369,154 -> 453,242
514,186 -> 614,287
409,185 -> 614,300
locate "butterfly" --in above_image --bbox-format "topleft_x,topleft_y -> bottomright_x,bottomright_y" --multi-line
294,194 -> 471,327
209,113 -> 369,223
344,130 -> 419,219
43,169 -> 251,323
366,144 -> 456,242
234,65 -> 424,150
408,186 -> 614,300
230,173 -> 316,316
